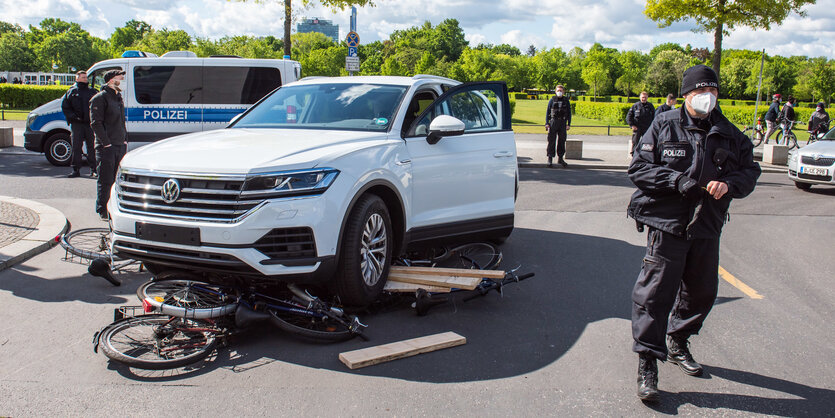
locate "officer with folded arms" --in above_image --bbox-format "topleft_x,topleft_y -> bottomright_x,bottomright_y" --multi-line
90,69 -> 128,221
627,65 -> 761,403
61,70 -> 97,178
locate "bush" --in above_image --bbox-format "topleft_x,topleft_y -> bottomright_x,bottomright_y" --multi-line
575,101 -> 631,125
513,93 -> 528,100
0,84 -> 70,109
721,104 -> 811,126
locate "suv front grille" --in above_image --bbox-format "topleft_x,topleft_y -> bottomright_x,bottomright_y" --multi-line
801,156 -> 835,166
253,227 -> 316,259
117,172 -> 261,222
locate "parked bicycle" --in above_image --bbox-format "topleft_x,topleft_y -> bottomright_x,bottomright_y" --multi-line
742,118 -> 765,147
806,123 -> 829,145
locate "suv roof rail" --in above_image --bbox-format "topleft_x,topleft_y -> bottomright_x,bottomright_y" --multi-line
161,51 -> 198,58
412,74 -> 458,84
210,55 -> 242,58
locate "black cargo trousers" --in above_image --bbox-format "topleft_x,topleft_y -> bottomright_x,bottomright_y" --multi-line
95,143 -> 126,216
631,227 -> 720,360
70,122 -> 96,171
547,119 -> 568,158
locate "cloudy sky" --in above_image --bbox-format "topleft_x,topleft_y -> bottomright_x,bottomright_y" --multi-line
1,0 -> 833,58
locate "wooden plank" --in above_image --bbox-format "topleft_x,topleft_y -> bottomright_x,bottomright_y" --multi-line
388,272 -> 482,290
383,281 -> 451,293
389,266 -> 504,279
339,332 -> 466,369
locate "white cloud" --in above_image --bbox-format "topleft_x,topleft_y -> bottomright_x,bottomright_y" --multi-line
0,0 -> 833,58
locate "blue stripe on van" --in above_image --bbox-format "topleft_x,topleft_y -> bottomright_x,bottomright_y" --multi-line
30,111 -> 64,131
202,107 -> 249,123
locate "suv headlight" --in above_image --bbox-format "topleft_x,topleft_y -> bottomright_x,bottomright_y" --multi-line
26,113 -> 38,131
242,168 -> 339,198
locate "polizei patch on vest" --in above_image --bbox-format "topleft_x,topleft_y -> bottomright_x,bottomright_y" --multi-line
641,143 -> 653,152
662,148 -> 686,158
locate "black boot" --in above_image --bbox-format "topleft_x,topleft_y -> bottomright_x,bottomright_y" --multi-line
637,353 -> 660,402
547,156 -> 553,168
558,157 -> 568,168
667,335 -> 703,376
67,170 -> 80,178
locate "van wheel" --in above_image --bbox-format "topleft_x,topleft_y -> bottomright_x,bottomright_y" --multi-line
336,194 -> 392,307
44,133 -> 72,166
795,181 -> 812,190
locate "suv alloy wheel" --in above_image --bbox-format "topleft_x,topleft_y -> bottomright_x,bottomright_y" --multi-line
336,194 -> 392,307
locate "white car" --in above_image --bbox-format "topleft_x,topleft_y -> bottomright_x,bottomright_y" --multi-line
109,75 -> 517,306
788,129 -> 835,190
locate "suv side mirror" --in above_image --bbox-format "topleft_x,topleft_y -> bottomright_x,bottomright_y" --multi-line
228,113 -> 243,127
427,115 -> 465,144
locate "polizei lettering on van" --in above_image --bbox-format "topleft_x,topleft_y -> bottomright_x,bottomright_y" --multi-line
143,109 -> 188,120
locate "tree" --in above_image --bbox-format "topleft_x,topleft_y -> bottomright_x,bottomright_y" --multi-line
615,50 -> 648,101
721,57 -> 755,99
380,55 -> 407,76
133,29 -> 192,56
0,21 -> 24,35
0,32 -> 37,71
534,47 -> 569,90
645,49 -> 690,96
806,58 -> 835,104
581,44 -> 616,99
235,0 -> 373,59
526,45 -> 537,57
110,20 -> 152,56
746,55 -> 796,99
645,0 -> 816,81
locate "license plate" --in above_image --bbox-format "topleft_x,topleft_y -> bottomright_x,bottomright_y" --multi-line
135,223 -> 200,246
800,166 -> 829,176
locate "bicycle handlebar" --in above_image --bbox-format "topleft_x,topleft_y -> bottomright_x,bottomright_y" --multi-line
463,272 -> 535,302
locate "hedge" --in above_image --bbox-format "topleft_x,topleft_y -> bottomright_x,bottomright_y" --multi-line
575,101 -> 631,125
0,84 -> 70,109
489,97 -> 517,117
720,105 -> 812,127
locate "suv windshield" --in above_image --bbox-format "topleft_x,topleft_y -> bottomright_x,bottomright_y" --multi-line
232,83 -> 408,132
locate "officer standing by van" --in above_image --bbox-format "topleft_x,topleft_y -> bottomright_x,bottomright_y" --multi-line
61,70 -> 97,178
627,92 -> 655,156
545,85 -> 572,168
90,70 -> 127,220
627,65 -> 761,403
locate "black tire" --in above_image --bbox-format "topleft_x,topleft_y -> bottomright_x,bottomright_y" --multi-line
743,127 -> 762,147
268,309 -> 358,342
60,227 -> 113,260
795,181 -> 812,190
787,132 -> 798,149
137,279 -> 238,319
336,194 -> 393,307
434,242 -> 502,270
99,314 -> 218,370
44,132 -> 72,166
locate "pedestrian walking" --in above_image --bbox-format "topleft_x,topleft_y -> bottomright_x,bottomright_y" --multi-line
61,70 -> 98,178
763,94 -> 781,143
545,85 -> 572,168
654,93 -> 676,119
90,69 -> 128,220
627,65 -> 761,403
626,91 -> 655,156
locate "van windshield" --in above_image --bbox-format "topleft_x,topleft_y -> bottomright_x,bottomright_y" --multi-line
231,83 -> 408,132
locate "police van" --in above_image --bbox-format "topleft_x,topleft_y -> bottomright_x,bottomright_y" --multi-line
24,51 -> 301,166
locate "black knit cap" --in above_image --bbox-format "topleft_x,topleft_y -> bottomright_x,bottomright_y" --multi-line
680,65 -> 719,96
103,69 -> 125,83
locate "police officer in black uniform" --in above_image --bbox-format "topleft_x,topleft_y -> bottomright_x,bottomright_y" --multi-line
626,91 -> 655,156
545,85 -> 572,168
654,93 -> 676,119
90,70 -> 128,220
61,70 -> 97,178
627,65 -> 761,403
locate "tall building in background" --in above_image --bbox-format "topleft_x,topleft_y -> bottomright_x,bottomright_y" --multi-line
297,18 -> 339,42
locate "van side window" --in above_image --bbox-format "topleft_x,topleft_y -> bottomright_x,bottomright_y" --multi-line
89,66 -> 123,90
133,66 -> 203,104
203,67 -> 282,105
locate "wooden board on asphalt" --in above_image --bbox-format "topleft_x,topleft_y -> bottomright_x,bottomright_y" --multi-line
387,272 -> 482,290
383,281 -> 451,293
339,332 -> 466,369
389,266 -> 504,279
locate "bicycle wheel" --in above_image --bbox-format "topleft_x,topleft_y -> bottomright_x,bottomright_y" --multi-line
787,132 -> 798,149
268,306 -> 359,342
743,127 -> 761,147
137,279 -> 238,319
434,242 -> 502,270
98,314 -> 219,370
60,228 -> 114,260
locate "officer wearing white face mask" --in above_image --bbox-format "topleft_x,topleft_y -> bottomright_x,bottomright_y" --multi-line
626,65 -> 761,403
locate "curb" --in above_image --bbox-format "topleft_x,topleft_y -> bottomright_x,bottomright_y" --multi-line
0,196 -> 69,272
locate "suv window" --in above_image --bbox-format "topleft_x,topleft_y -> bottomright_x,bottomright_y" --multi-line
408,86 -> 504,137
203,66 -> 282,104
134,66 -> 203,104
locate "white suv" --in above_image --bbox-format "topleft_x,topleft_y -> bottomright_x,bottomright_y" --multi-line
110,75 -> 517,306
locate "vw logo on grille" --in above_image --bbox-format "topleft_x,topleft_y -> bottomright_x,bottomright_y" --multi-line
161,179 -> 181,204
814,154 -> 823,161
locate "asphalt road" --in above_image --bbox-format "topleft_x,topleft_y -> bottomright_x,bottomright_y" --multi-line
0,153 -> 833,416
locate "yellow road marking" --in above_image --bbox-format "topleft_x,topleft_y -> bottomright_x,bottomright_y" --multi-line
718,266 -> 764,300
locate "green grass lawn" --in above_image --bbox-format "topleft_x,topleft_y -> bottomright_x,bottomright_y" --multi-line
1,109 -> 31,121
512,99 -> 632,135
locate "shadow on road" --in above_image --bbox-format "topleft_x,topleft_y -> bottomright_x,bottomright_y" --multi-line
646,365 -> 835,416
0,153 -> 73,178
0,261 -> 142,304
521,167 -> 634,188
